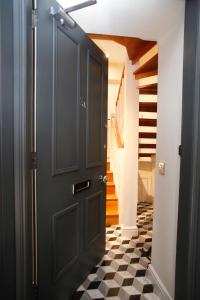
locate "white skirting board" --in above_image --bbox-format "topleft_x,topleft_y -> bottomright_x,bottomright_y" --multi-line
121,225 -> 138,238
147,265 -> 173,300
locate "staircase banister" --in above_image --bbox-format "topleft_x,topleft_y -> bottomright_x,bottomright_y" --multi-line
116,66 -> 125,107
111,114 -> 124,149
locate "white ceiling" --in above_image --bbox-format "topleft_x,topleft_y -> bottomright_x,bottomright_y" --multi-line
57,0 -> 185,41
92,39 -> 127,63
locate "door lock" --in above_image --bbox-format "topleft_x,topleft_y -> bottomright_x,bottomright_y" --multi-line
96,174 -> 108,184
80,97 -> 87,109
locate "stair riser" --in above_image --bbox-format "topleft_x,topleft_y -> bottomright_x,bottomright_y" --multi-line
106,202 -> 118,210
106,161 -> 118,226
106,215 -> 119,226
107,173 -> 113,182
107,186 -> 115,194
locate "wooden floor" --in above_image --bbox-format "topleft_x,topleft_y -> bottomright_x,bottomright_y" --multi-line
106,162 -> 119,226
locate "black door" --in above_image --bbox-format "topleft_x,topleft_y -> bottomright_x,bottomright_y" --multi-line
36,1 -> 108,299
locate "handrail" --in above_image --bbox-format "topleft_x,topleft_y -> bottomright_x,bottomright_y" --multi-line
116,66 -> 125,107
111,115 -> 124,148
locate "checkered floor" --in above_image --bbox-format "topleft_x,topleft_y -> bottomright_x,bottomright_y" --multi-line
71,202 -> 159,300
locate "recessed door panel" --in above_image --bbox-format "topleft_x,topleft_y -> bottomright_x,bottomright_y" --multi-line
86,51 -> 103,168
52,24 -> 80,175
52,203 -> 79,282
86,192 -> 102,246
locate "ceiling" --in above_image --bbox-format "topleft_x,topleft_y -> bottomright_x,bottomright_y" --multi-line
57,0 -> 185,41
92,39 -> 127,64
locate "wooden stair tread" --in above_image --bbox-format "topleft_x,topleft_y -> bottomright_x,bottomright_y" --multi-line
139,118 -> 157,127
134,69 -> 157,80
139,132 -> 157,139
139,83 -> 157,89
106,194 -> 118,200
139,153 -> 155,157
139,83 -> 157,95
106,210 -> 119,216
134,53 -> 158,77
139,102 -> 157,112
139,144 -> 156,149
107,182 -> 115,186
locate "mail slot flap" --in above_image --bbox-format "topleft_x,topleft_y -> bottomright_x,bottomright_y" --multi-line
72,180 -> 91,195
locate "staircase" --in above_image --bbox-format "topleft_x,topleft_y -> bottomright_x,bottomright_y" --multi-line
106,162 -> 119,226
133,45 -> 158,161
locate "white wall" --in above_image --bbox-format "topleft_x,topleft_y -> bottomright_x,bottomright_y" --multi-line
138,159 -> 155,203
107,63 -> 124,159
109,55 -> 139,236
151,8 -> 185,298
121,57 -> 139,235
108,63 -> 124,118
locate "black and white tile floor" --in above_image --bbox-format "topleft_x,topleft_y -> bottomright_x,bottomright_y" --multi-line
71,202 -> 159,300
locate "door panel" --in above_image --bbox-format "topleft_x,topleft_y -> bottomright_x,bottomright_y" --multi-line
52,23 -> 80,175
52,204 -> 79,282
86,191 -> 102,247
36,1 -> 108,299
83,41 -> 107,265
86,51 -> 103,168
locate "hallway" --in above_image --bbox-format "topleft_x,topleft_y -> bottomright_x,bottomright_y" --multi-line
1,1 -> 191,299
72,202 -> 157,299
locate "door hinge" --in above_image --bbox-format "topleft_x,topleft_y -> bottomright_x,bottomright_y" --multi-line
32,9 -> 38,28
178,145 -> 182,156
31,152 -> 37,170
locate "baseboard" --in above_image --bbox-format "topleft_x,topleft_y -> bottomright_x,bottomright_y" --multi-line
147,265 -> 172,300
121,225 -> 138,238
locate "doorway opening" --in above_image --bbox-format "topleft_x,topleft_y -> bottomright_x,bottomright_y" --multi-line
90,35 -> 158,258
70,34 -> 160,299
9,0 -> 186,300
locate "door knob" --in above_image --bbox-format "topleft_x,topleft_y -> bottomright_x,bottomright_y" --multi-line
97,175 -> 108,184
